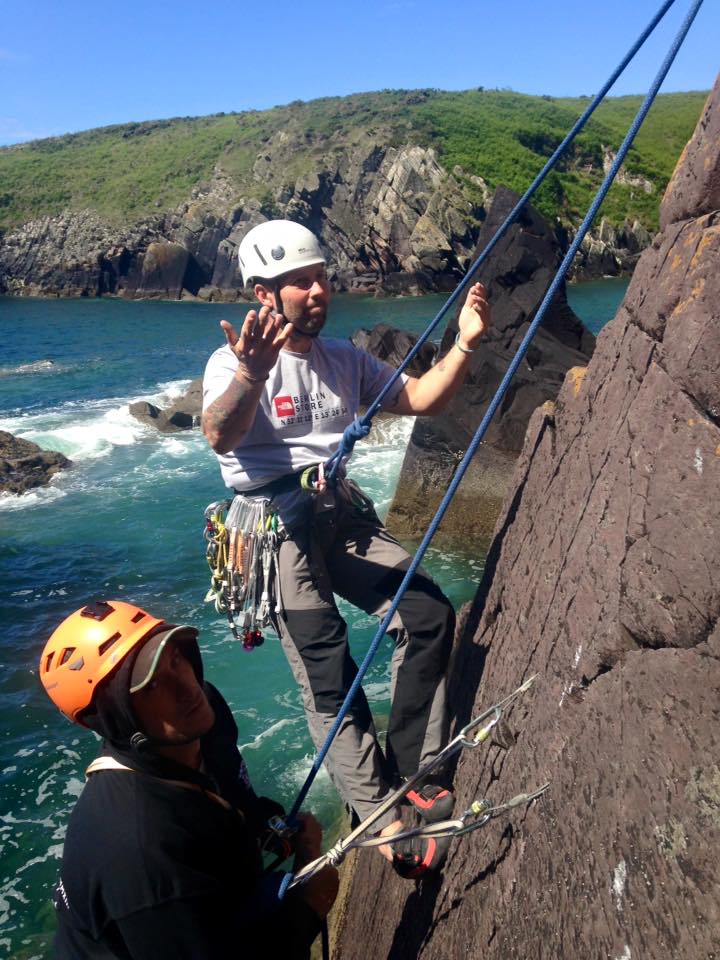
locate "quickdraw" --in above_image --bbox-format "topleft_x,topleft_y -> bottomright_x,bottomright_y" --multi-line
283,675 -> 549,889
204,497 -> 282,650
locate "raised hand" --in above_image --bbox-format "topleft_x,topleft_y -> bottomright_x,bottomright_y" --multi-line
220,304 -> 294,382
457,281 -> 491,350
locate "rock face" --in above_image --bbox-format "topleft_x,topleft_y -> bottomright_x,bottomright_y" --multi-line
386,186 -> 594,546
334,79 -> 720,960
128,380 -> 203,432
0,133 -> 650,300
571,216 -> 652,280
350,325 -> 437,378
0,431 -> 71,494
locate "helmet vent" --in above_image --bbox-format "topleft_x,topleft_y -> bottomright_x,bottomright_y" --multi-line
81,601 -> 113,622
253,243 -> 268,267
44,652 -> 54,673
59,647 -> 75,665
98,631 -> 122,656
131,611 -> 145,623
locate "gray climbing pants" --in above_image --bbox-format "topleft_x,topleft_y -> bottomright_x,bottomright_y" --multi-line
272,478 -> 455,829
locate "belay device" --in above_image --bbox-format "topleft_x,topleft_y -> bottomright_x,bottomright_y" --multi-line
204,496 -> 281,650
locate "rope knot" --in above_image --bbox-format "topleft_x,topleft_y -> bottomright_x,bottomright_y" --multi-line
327,418 -> 373,480
343,418 -> 371,445
326,842 -> 346,867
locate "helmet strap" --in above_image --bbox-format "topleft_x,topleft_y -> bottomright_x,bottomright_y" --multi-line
272,281 -> 285,318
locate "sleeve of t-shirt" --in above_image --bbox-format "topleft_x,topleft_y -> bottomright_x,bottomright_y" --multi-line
202,346 -> 240,411
355,347 -> 408,409
115,881 -> 321,960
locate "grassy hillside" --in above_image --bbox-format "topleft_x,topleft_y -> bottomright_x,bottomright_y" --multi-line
0,88 -> 707,233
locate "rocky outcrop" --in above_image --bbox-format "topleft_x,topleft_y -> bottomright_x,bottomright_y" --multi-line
350,325 -> 437,377
571,216 -> 653,280
0,431 -> 71,494
128,380 -> 203,432
386,186 -> 595,546
335,78 -> 720,960
0,124 -> 651,300
0,141 -> 486,300
0,211 -> 159,298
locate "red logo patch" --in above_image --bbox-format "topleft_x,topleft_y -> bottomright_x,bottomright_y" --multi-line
274,395 -> 296,418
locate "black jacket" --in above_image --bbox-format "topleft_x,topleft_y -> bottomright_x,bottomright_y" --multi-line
53,682 -> 318,959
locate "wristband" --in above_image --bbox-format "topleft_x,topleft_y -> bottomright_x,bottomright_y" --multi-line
454,332 -> 478,355
237,367 -> 269,384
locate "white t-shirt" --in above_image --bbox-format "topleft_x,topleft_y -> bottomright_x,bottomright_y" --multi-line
202,337 -> 407,491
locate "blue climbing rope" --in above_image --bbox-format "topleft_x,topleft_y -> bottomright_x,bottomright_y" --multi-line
324,0 -> 680,484
282,0 -> 704,876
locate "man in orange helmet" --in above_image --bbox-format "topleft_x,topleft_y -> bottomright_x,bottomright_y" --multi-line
40,599 -> 338,959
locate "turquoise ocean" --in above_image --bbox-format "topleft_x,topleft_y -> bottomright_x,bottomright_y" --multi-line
0,278 -> 626,958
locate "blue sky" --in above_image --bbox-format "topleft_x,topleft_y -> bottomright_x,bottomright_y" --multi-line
0,0 -> 716,146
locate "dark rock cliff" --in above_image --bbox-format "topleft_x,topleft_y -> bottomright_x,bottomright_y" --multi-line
0,431 -> 71,495
334,78 -> 720,960
386,186 -> 595,547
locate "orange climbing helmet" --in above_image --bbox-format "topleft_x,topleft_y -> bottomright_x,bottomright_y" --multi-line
39,600 -> 166,725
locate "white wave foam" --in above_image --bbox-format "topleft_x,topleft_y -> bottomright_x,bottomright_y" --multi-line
279,755 -> 332,794
63,777 -> 85,797
361,415 -> 414,450
238,716 -> 298,752
0,484 -> 66,512
0,359 -> 56,377
16,844 -> 63,875
0,377 -> 196,466
363,680 -> 391,702
154,379 -> 193,403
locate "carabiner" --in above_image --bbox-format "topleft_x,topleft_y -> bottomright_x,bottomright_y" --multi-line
300,463 -> 327,493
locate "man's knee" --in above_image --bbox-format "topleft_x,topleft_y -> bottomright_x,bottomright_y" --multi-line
397,576 -> 455,665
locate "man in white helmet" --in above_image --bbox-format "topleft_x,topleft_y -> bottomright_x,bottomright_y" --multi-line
202,219 -> 490,879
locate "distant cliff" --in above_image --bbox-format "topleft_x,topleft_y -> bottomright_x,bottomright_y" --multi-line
0,90 -> 705,299
386,185 -> 595,547
335,77 -> 720,960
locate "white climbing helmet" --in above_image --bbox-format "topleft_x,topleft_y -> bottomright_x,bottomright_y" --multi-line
237,220 -> 326,286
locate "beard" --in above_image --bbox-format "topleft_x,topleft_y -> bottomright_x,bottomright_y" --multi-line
286,303 -> 327,338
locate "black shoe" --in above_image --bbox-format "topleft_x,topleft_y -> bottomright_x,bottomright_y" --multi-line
392,833 -> 450,880
406,783 -> 454,822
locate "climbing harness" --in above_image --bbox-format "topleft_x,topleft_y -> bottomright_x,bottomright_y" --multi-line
282,676 -> 547,890
276,0 -> 704,890
203,495 -> 283,650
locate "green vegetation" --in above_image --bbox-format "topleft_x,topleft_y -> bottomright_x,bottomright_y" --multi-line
0,88 -> 707,232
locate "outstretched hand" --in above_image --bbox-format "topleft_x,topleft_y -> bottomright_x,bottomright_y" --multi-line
457,281 -> 491,350
220,304 -> 294,381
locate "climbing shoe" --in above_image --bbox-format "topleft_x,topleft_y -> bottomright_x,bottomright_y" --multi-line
392,833 -> 450,880
406,783 -> 454,822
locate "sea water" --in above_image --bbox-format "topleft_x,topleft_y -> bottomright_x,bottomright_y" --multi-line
0,279 -> 626,957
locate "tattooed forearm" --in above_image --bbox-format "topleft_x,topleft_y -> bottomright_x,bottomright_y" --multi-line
202,373 -> 265,453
